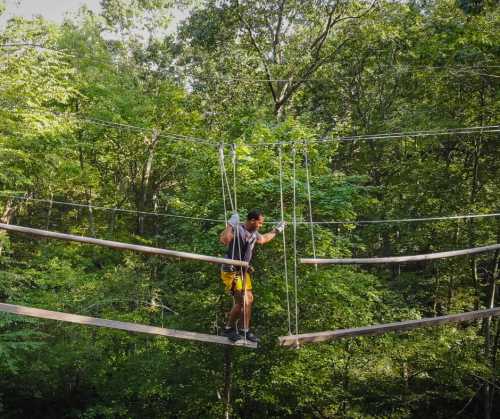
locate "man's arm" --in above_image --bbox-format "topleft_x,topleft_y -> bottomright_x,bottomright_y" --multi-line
256,230 -> 277,245
256,222 -> 286,245
219,224 -> 234,246
220,213 -> 239,245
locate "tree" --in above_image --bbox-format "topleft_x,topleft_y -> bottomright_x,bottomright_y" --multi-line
179,0 -> 379,119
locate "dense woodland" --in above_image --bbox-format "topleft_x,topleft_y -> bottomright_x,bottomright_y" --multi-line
0,0 -> 499,417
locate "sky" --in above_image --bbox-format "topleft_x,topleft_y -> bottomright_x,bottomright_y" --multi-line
0,0 -> 189,30
0,0 -> 102,28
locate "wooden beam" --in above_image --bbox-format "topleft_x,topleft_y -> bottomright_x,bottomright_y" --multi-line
279,308 -> 500,347
300,243 -> 500,265
0,303 -> 257,348
0,223 -> 248,267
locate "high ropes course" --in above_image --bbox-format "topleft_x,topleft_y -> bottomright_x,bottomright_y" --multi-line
0,103 -> 499,349
0,222 -> 256,348
301,243 -> 500,265
1,207 -> 499,350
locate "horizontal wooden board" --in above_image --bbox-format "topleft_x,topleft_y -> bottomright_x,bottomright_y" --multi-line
0,303 -> 257,348
279,308 -> 500,347
0,222 -> 248,267
301,243 -> 500,265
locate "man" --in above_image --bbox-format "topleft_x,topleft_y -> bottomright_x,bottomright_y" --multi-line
219,209 -> 285,343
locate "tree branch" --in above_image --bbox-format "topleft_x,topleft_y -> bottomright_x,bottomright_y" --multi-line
273,0 -> 286,62
234,0 -> 277,103
456,384 -> 483,416
274,1 -> 377,114
275,36 -> 352,111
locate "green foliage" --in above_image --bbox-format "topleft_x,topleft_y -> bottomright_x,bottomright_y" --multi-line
0,0 -> 499,417
0,315 -> 45,374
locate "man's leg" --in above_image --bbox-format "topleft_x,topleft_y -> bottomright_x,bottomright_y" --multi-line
222,272 -> 243,341
239,272 -> 253,330
240,290 -> 253,330
227,291 -> 243,328
240,290 -> 259,342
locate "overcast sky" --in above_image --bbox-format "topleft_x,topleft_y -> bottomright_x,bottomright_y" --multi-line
0,1 -> 188,30
0,0 -> 102,28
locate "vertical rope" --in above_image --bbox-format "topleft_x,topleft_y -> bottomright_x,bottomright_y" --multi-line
278,145 -> 292,335
221,145 -> 239,283
303,146 -> 318,271
231,144 -> 238,215
231,144 -> 247,342
218,145 -> 229,223
218,144 -> 238,336
291,145 -> 299,346
219,145 -> 234,213
217,144 -> 230,336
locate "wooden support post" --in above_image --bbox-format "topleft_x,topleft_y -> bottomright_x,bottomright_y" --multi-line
279,308 -> 500,347
300,243 -> 500,265
0,223 -> 248,267
0,303 -> 257,348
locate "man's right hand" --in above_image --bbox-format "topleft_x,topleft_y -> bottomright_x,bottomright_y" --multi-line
273,221 -> 286,234
228,213 -> 240,227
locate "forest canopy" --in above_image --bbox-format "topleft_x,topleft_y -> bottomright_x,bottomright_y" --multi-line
0,0 -> 499,418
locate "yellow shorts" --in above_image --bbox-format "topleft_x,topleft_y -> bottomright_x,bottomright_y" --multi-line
220,271 -> 252,293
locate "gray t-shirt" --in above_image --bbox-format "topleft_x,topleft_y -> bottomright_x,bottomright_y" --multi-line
222,223 -> 262,272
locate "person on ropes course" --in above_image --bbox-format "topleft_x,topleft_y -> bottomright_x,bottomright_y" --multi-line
219,209 -> 285,343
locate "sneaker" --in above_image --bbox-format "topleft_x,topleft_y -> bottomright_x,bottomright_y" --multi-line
223,327 -> 241,342
241,330 -> 260,343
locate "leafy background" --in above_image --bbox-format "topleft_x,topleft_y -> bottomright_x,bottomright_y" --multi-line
0,0 -> 499,417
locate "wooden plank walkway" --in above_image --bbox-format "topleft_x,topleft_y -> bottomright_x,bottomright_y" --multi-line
279,307 -> 500,347
0,223 -> 248,268
0,303 -> 257,348
300,243 -> 500,265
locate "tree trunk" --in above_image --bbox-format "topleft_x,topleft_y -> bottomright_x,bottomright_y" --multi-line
275,97 -> 287,121
87,194 -> 96,237
482,246 -> 499,419
75,100 -> 96,237
223,347 -> 233,419
153,192 -> 160,241
489,322 -> 500,416
471,254 -> 480,311
138,130 -> 159,235
45,190 -> 54,230
468,134 -> 483,309
448,220 -> 462,310
0,203 -> 14,256
109,209 -> 116,236
0,196 -> 26,255
433,263 -> 441,316
79,147 -> 96,237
